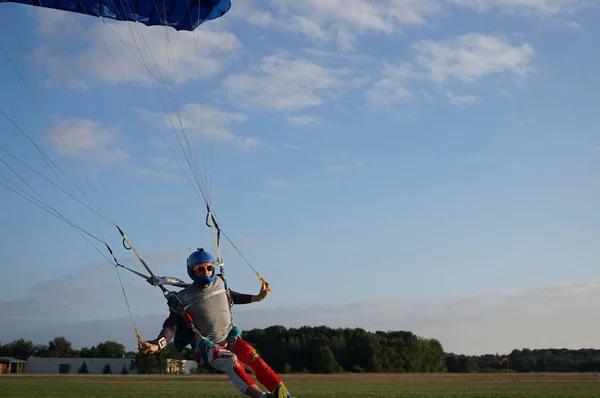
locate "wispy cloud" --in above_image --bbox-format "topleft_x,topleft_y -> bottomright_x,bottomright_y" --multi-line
325,160 -> 364,172
2,279 -> 599,355
446,91 -> 478,106
286,115 -> 324,126
258,193 -> 275,200
367,33 -> 534,106
446,0 -> 593,17
588,145 -> 600,153
138,103 -> 260,151
150,156 -> 178,170
235,0 -> 590,54
44,118 -> 129,164
221,51 -> 358,112
366,62 -> 415,104
32,17 -> 241,87
412,33 -> 535,84
235,0 -> 443,50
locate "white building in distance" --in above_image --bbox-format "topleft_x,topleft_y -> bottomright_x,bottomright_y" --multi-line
24,357 -> 198,374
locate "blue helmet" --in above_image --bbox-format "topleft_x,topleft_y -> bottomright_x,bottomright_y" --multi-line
186,248 -> 216,285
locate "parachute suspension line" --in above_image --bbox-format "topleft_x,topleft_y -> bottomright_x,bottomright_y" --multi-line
0,98 -> 140,349
8,9 -> 130,228
186,4 -> 266,286
0,46 -> 100,212
0,142 -> 113,225
222,228 -> 266,285
115,225 -> 167,293
100,1 -> 224,346
0,46 -> 65,153
0,171 -> 108,247
0,50 -> 115,224
94,12 -> 214,207
104,242 -> 143,348
114,226 -> 210,346
100,9 -> 213,209
95,0 -> 219,231
2,31 -> 142,346
84,173 -> 117,226
113,266 -> 143,348
150,4 -> 211,198
7,16 -> 50,110
206,205 -> 223,273
204,205 -> 266,285
0,153 -> 124,273
0,146 -> 146,344
0,0 -> 233,348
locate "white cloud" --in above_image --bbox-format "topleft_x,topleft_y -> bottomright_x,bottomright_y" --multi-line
446,91 -> 478,105
412,33 -> 535,84
32,16 -> 241,86
258,193 -> 275,200
446,0 -> 593,16
235,0 -> 589,52
232,280 -> 600,355
266,179 -> 291,187
366,62 -> 415,104
499,89 -> 517,100
0,248 -> 189,334
2,279 -> 599,355
366,34 -> 534,106
32,7 -> 88,41
150,156 -> 178,170
324,165 -> 346,172
567,20 -> 583,30
139,103 -> 259,151
588,145 -> 600,153
325,160 -> 364,172
286,115 -> 324,126
222,51 -> 356,112
44,118 -> 129,164
235,0 -> 443,50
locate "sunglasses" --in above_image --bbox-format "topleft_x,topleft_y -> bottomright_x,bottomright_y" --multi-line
192,264 -> 214,273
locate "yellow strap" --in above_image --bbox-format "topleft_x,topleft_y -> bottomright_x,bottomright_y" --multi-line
207,210 -> 268,286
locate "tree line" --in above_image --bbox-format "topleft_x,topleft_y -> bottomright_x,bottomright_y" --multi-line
2,326 -> 600,373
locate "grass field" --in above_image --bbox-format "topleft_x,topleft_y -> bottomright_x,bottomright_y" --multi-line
2,373 -> 600,397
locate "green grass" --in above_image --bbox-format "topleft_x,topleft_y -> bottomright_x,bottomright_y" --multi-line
1,373 -> 600,397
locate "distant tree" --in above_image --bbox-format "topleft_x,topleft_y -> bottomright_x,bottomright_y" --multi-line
79,346 -> 99,358
78,361 -> 89,374
313,345 -> 341,373
102,363 -> 112,374
8,327 -> 600,375
96,341 -> 126,358
120,363 -> 129,374
48,336 -> 74,357
0,338 -> 35,360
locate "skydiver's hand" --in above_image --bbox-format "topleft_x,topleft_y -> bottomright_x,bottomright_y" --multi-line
138,340 -> 159,355
254,281 -> 272,302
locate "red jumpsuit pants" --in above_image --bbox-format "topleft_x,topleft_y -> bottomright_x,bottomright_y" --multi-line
194,336 -> 282,394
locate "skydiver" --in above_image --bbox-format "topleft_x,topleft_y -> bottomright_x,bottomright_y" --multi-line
138,248 -> 293,398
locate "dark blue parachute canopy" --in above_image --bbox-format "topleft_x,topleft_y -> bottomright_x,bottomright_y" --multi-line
0,0 -> 231,31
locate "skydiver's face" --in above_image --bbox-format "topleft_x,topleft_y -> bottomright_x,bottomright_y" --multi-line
192,262 -> 214,279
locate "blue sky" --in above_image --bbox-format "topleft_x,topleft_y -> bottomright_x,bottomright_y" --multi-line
1,0 -> 600,355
